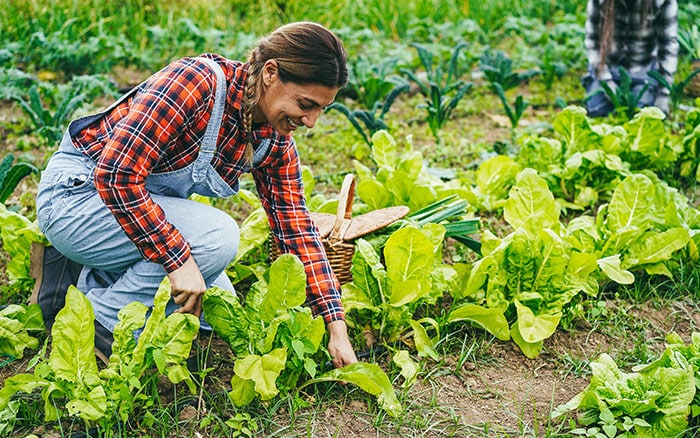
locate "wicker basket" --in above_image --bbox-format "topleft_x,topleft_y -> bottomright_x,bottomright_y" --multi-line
269,174 -> 409,284
689,59 -> 700,98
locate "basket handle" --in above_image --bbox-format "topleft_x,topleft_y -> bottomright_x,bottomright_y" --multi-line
329,174 -> 355,241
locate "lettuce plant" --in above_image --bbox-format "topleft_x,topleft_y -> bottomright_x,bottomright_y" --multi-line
565,173 -> 694,283
343,224 -> 457,356
451,168 -> 697,358
353,130 -> 471,212
553,353 -> 695,437
464,154 -> 521,212
678,106 -> 700,182
202,254 -> 401,416
635,332 -> 700,418
449,169 -> 598,358
0,281 -> 199,430
516,106 -> 679,210
0,304 -> 44,360
0,203 -> 45,299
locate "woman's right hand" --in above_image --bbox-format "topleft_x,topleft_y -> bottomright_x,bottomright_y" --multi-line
168,255 -> 207,317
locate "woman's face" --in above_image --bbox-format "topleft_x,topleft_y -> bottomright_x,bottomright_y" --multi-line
253,60 -> 339,135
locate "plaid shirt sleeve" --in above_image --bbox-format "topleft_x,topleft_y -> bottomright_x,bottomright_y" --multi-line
252,139 -> 345,324
92,59 -> 216,272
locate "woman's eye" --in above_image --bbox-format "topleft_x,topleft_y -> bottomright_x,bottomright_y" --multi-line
298,100 -> 313,110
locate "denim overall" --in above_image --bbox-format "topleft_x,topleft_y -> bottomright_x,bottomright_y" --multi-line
582,60 -> 659,117
36,57 -> 255,332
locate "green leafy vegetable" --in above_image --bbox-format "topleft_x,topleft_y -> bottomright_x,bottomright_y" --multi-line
301,362 -> 402,418
553,353 -> 695,437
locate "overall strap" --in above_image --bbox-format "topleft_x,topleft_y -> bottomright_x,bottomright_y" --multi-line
192,57 -> 227,179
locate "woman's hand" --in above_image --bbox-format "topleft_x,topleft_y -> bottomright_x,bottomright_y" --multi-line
326,319 -> 358,368
168,256 -> 207,317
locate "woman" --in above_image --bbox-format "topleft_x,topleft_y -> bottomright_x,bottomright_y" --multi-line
582,0 -> 678,117
32,22 -> 357,368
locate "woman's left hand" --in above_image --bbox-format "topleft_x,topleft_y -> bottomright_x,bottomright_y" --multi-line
326,319 -> 358,368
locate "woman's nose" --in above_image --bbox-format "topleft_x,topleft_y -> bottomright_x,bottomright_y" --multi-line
301,109 -> 321,128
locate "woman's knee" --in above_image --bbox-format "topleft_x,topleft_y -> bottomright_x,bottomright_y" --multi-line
191,209 -> 239,273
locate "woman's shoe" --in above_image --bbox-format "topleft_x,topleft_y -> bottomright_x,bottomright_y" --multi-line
94,319 -> 113,366
28,242 -> 83,331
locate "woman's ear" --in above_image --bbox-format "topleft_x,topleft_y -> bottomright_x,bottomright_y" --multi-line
262,59 -> 279,86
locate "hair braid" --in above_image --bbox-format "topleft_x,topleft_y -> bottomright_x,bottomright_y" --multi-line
598,0 -> 616,76
242,49 -> 261,167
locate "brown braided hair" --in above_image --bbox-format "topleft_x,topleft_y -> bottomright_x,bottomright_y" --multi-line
241,22 -> 348,166
597,0 -> 651,76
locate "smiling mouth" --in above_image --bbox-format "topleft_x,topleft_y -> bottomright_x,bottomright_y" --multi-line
287,117 -> 300,130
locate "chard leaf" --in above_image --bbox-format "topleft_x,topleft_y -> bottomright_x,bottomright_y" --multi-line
260,254 -> 307,322
110,301 -> 148,365
475,155 -> 520,205
152,313 -> 198,369
353,160 -> 374,181
510,322 -> 543,359
356,178 -> 392,210
0,304 -> 43,331
388,279 -> 422,307
0,374 -> 48,411
66,385 -> 106,421
552,106 -> 598,155
446,303 -> 510,341
371,130 -> 398,168
409,319 -> 439,360
298,311 -> 327,352
0,310 -> 40,358
341,283 -> 379,313
234,208 -> 269,263
606,174 -> 655,233
643,262 -> 673,277
351,239 -> 388,304
625,227 -> 689,267
0,204 -> 44,288
464,255 -> 496,302
504,169 -> 560,236
228,375 -> 257,407
396,149 -> 424,180
420,223 -> 446,261
132,278 -> 172,366
513,299 -> 561,344
202,287 -> 251,355
308,362 -> 402,417
392,350 -> 419,388
259,313 -> 289,354
598,254 -> 635,284
49,286 -> 100,385
626,107 -> 667,157
234,348 -> 287,400
384,226 -> 434,292
386,171 -> 436,210
565,216 -> 599,252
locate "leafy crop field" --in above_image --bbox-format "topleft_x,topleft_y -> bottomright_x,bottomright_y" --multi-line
2,0 -> 700,436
